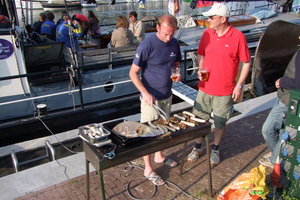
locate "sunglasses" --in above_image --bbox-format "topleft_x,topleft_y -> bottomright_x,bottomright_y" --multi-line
208,16 -> 219,20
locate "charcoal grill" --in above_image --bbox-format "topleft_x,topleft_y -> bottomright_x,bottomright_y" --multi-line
102,119 -> 143,148
83,118 -> 212,200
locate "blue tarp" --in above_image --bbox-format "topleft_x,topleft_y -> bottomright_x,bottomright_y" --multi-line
248,7 -> 276,19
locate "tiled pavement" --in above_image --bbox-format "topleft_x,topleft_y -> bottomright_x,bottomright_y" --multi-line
15,109 -> 272,200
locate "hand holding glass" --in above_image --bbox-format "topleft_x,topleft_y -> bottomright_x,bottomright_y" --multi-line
171,66 -> 180,82
199,68 -> 209,81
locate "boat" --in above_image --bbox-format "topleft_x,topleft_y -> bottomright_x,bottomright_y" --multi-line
0,0 -> 299,146
81,1 -> 97,7
14,0 -> 46,10
41,1 -> 81,10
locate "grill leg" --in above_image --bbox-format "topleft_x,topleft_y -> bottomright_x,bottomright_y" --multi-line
85,159 -> 90,200
205,135 -> 213,197
99,169 -> 106,199
179,141 -> 188,175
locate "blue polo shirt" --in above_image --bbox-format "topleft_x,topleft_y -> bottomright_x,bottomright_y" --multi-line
133,34 -> 181,100
41,20 -> 56,40
56,22 -> 82,51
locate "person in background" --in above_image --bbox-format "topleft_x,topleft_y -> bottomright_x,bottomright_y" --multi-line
186,3 -> 251,165
72,13 -> 89,37
56,11 -> 67,26
86,10 -> 101,48
259,49 -> 300,168
129,15 -> 181,186
56,15 -> 83,52
33,12 -> 46,34
129,11 -> 145,45
0,14 -> 10,28
41,11 -> 56,40
110,16 -> 133,47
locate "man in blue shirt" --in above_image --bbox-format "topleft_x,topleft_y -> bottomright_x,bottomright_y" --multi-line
129,14 -> 181,186
41,11 -> 56,40
56,15 -> 82,52
33,12 -> 46,34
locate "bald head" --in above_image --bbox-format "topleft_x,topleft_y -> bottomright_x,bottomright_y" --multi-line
157,14 -> 177,29
156,14 -> 177,43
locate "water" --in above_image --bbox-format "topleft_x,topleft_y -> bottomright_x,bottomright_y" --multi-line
17,0 -> 169,27
16,0 -> 275,28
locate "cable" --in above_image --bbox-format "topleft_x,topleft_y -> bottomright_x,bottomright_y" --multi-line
36,116 -> 78,180
36,117 -> 81,154
55,159 -> 70,180
126,177 -> 157,200
124,162 -> 202,200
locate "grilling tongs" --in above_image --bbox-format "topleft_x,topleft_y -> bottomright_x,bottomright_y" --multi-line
152,104 -> 168,121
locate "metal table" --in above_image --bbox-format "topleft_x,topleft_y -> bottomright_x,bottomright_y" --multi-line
83,122 -> 212,199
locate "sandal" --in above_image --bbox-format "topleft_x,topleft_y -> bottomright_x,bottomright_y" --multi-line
144,172 -> 165,186
162,157 -> 177,168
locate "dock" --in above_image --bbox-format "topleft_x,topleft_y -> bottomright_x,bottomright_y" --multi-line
0,88 -> 277,200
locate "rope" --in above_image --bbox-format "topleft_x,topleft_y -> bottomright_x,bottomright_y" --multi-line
36,117 -> 81,154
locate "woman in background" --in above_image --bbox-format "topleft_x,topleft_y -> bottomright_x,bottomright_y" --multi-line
86,10 -> 101,48
110,16 -> 133,48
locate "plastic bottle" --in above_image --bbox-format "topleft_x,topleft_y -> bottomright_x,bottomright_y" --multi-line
281,143 -> 294,157
293,166 -> 300,180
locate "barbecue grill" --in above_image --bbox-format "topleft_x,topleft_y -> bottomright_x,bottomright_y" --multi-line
82,112 -> 213,200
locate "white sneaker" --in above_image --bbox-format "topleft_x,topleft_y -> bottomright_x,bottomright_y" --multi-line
263,152 -> 272,159
210,149 -> 220,165
187,147 -> 204,162
258,157 -> 274,169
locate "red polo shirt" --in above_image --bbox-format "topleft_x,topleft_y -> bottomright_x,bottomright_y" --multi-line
197,26 -> 250,96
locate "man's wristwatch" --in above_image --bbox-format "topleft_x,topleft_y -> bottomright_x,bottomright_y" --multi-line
236,84 -> 243,89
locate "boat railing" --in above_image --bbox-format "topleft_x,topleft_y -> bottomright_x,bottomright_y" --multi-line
63,45 -> 138,70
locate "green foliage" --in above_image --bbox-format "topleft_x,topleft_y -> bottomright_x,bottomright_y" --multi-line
70,179 -> 79,184
281,190 -> 299,200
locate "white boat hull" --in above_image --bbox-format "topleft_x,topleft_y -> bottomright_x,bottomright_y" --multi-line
15,0 -> 44,10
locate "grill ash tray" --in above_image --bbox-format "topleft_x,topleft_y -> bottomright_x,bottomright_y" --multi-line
102,119 -> 144,147
78,123 -> 111,147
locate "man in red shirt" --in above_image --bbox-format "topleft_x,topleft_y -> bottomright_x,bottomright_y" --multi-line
187,3 -> 251,165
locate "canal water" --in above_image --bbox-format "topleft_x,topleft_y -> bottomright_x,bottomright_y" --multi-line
17,1 -> 180,26
16,0 -> 274,29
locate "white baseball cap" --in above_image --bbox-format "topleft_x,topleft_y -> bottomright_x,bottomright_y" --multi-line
202,3 -> 230,17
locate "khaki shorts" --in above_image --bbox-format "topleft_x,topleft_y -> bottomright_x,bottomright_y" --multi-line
192,90 -> 233,129
140,96 -> 172,123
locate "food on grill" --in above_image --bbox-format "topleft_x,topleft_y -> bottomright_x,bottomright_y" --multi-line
180,120 -> 195,127
190,117 -> 206,123
136,126 -> 145,135
174,114 -> 185,121
78,123 -> 111,144
163,125 -> 176,132
169,116 -> 180,123
112,121 -> 162,138
178,122 -> 187,129
148,121 -> 158,128
154,118 -> 169,125
169,122 -> 180,130
183,111 -> 196,118
157,124 -> 169,133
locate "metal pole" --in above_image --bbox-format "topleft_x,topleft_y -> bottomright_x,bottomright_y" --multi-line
86,158 -> 90,200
